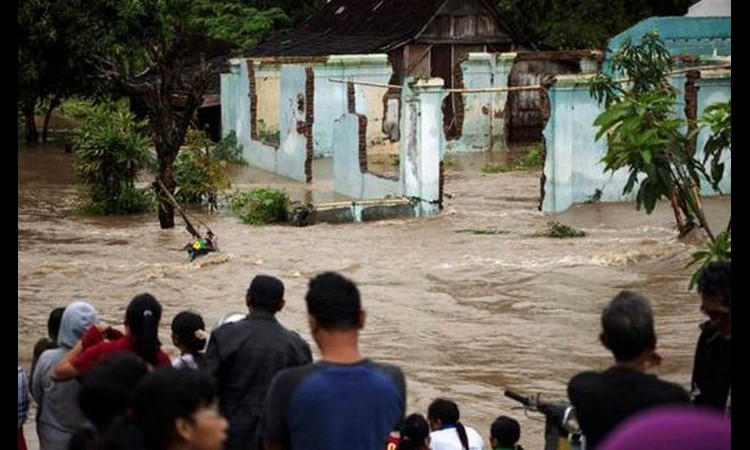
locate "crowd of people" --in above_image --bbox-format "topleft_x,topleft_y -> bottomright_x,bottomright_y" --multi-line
18,261 -> 730,450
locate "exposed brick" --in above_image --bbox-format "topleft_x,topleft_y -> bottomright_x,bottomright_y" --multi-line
305,67 -> 315,183
246,60 -> 258,141
684,70 -> 700,157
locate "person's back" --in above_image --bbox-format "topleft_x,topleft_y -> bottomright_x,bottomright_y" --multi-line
567,291 -> 689,449
428,398 -> 485,450
262,271 -> 406,450
568,367 -> 689,448
203,274 -> 312,450
31,301 -> 98,450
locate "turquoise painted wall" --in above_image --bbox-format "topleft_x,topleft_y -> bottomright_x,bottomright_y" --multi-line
446,53 -> 514,153
542,70 -> 731,213
604,16 -> 731,75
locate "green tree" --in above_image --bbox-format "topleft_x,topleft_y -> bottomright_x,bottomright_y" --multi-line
589,32 -> 731,288
497,0 -> 692,49
18,0 -> 110,143
190,1 -> 290,49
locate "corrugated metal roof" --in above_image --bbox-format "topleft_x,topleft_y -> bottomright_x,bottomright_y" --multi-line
245,0 -> 516,57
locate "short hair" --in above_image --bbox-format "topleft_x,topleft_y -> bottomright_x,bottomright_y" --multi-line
247,275 -> 285,312
78,352 -> 150,432
399,413 -> 430,450
171,311 -> 207,353
601,291 -> 655,362
305,272 -> 361,329
427,398 -> 460,424
133,368 -> 218,450
697,261 -> 731,306
491,415 -> 521,447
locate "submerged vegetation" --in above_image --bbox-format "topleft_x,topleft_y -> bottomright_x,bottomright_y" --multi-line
228,188 -> 290,225
538,221 -> 587,238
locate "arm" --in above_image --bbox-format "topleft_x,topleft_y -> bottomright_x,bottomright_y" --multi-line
18,367 -> 29,428
51,340 -> 83,382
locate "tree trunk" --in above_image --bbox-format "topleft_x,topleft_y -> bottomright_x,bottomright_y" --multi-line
156,169 -> 176,229
23,104 -> 38,143
156,141 -> 180,229
42,95 -> 62,143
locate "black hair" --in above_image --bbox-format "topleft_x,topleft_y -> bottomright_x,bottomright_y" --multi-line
305,271 -> 361,329
399,413 -> 430,450
697,260 -> 731,306
78,352 -> 150,432
247,274 -> 285,313
428,398 -> 470,450
48,306 -> 66,340
490,415 -> 521,447
601,290 -> 655,361
133,368 -> 219,450
171,310 -> 207,355
125,293 -> 163,366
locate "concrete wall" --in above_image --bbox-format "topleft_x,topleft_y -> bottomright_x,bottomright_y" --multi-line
220,59 -> 307,181
222,55 -> 446,216
313,55 -> 393,157
446,53 -> 514,153
541,69 -> 731,213
255,63 -> 281,137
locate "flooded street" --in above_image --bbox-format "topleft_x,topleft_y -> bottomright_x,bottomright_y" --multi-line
18,143 -> 730,449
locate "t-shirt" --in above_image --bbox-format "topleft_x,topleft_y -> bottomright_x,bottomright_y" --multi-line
568,367 -> 690,449
430,424 -> 486,450
262,359 -> 406,450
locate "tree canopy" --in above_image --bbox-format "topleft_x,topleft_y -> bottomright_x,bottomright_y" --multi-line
497,0 -> 694,50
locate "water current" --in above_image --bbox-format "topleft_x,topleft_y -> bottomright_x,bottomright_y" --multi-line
18,142 -> 730,449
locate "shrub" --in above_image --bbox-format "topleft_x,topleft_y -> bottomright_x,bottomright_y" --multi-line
228,188 -> 289,225
514,142 -> 545,170
73,103 -> 154,215
174,129 -> 245,205
539,221 -> 587,238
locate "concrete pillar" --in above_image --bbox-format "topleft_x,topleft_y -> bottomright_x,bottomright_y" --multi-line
403,78 -> 446,216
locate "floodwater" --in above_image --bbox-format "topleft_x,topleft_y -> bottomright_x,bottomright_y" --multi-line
18,143 -> 730,449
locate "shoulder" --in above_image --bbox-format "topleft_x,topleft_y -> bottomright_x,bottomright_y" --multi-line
568,370 -> 600,390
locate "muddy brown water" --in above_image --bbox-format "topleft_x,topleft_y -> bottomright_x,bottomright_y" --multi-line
18,143 -> 730,449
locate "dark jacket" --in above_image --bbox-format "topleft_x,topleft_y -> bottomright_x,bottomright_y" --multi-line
202,311 -> 312,450
691,320 -> 731,414
568,366 -> 690,449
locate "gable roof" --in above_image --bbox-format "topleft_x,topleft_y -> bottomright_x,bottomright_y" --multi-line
245,0 -> 518,57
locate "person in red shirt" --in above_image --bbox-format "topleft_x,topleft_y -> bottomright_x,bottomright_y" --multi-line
52,293 -> 171,381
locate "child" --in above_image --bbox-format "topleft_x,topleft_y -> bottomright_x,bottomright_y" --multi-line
490,416 -> 523,450
171,311 -> 208,369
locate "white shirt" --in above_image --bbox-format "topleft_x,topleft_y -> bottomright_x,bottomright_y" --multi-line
430,425 -> 486,450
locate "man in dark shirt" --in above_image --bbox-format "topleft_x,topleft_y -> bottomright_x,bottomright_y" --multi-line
567,291 -> 690,449
261,271 -> 406,450
692,261 -> 731,416
203,274 -> 312,450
